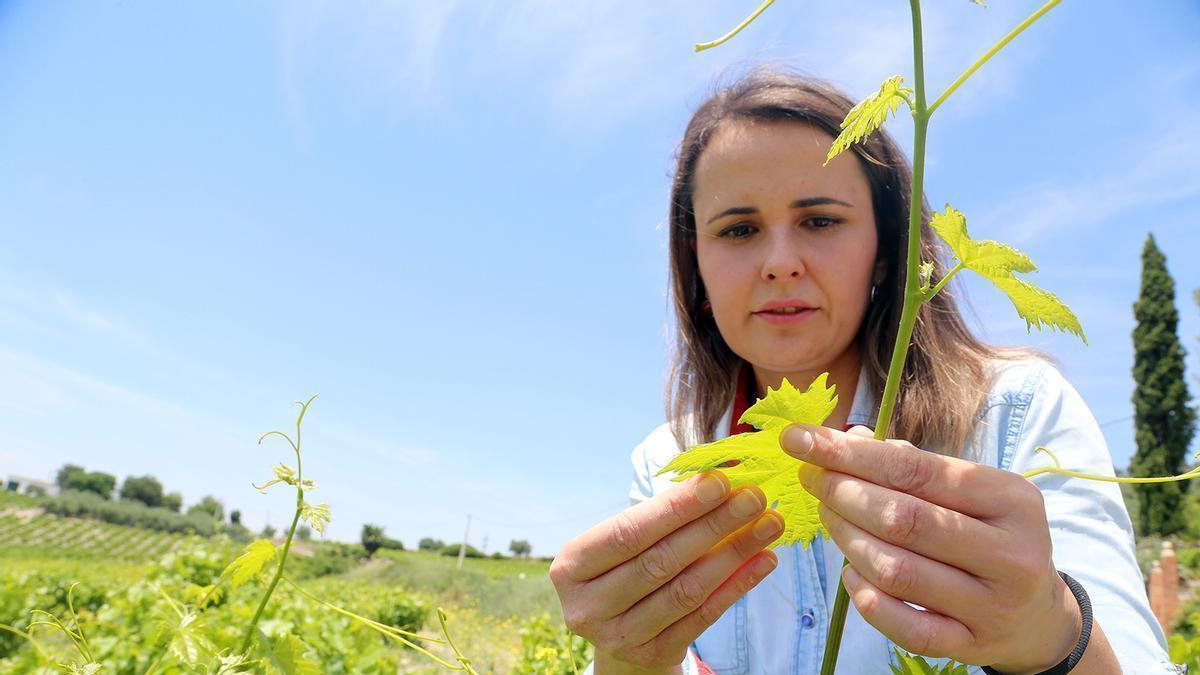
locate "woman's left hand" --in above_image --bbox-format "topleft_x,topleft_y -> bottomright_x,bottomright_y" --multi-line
780,423 -> 1082,673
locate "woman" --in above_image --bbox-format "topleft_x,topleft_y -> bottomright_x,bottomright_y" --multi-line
549,69 -> 1174,674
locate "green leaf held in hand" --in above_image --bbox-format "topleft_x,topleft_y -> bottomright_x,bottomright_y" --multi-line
656,373 -> 838,548
890,649 -> 970,675
825,76 -> 913,166
930,204 -> 1086,344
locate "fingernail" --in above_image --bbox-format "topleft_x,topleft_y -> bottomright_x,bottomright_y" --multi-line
753,512 -> 782,540
754,552 -> 778,576
695,474 -> 727,504
783,425 -> 814,457
730,489 -> 764,517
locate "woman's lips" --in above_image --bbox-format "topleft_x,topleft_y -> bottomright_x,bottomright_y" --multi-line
753,308 -> 817,325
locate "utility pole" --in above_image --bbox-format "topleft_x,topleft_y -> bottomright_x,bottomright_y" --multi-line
482,534 -> 488,556
456,514 -> 471,570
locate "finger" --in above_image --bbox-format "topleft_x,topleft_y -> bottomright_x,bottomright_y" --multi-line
650,550 -> 778,654
560,472 -> 730,581
592,486 -> 768,616
781,423 -> 1013,520
842,564 -> 974,659
800,466 -> 1009,579
821,504 -> 987,619
618,509 -> 784,644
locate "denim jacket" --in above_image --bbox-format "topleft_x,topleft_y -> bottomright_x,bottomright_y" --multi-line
617,358 -> 1174,674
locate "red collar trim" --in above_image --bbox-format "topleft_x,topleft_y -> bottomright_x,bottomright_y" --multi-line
729,365 -> 758,436
729,365 -> 855,435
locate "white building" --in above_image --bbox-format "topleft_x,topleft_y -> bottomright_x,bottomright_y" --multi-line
3,475 -> 56,496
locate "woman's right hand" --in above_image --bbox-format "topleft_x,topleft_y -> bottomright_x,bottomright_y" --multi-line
549,471 -> 783,674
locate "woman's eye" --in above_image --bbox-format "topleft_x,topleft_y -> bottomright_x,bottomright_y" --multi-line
808,216 -> 839,229
720,223 -> 755,239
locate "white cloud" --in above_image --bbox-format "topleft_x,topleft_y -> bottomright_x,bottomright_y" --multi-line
0,284 -> 151,349
272,1 -> 1038,136
308,420 -> 440,466
978,120 -> 1200,246
51,291 -> 150,348
0,344 -> 220,425
974,55 -> 1200,245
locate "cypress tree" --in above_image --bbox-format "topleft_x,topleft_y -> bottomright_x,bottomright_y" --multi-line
1130,234 -> 1196,536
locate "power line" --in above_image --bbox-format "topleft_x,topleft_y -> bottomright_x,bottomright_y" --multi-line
1099,414 -> 1133,429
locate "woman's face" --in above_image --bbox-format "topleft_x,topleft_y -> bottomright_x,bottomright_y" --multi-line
692,120 -> 884,386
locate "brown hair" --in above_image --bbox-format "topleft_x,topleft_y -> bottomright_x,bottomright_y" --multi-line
665,67 -> 1043,456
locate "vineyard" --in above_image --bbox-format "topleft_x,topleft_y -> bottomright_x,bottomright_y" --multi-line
0,510 -> 185,561
0,507 -> 585,673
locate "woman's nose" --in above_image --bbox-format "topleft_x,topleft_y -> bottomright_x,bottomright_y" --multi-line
761,239 -> 807,280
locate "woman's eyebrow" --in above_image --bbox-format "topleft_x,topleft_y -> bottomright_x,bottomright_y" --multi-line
705,196 -> 854,225
791,196 -> 854,209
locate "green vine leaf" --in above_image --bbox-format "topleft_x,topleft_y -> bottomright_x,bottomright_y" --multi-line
65,664 -> 102,675
153,610 -> 215,668
262,634 -> 321,675
890,649 -> 970,674
211,653 -> 258,674
252,465 -> 317,493
253,464 -> 297,493
930,204 -> 1086,344
825,76 -> 913,166
657,374 -> 838,548
931,205 -> 1034,276
299,501 -> 331,536
222,540 -> 277,590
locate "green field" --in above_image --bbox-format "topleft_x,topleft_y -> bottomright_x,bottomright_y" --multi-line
0,511 -> 585,673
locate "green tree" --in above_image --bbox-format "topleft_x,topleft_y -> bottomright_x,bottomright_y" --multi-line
72,471 -> 117,499
1130,234 -> 1197,536
187,495 -> 225,522
230,509 -> 242,526
440,543 -> 483,558
509,539 -> 532,558
55,464 -> 85,491
119,475 -> 164,507
362,523 -> 386,558
54,464 -> 118,499
418,537 -> 443,552
162,491 -> 183,513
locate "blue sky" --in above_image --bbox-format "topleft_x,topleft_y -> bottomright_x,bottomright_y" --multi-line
1,1 -> 1198,557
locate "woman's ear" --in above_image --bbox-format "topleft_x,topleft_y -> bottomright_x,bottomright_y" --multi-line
873,259 -> 887,286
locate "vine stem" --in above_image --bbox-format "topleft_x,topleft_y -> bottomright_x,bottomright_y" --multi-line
928,0 -> 1062,117
238,396 -> 316,655
926,262 -> 964,301
280,577 -> 474,670
238,456 -> 302,654
1025,466 -> 1200,484
437,608 -> 480,675
694,0 -> 774,52
0,624 -> 51,663
820,1 -> 928,672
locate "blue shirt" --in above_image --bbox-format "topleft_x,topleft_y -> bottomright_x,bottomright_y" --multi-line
622,358 -> 1174,674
